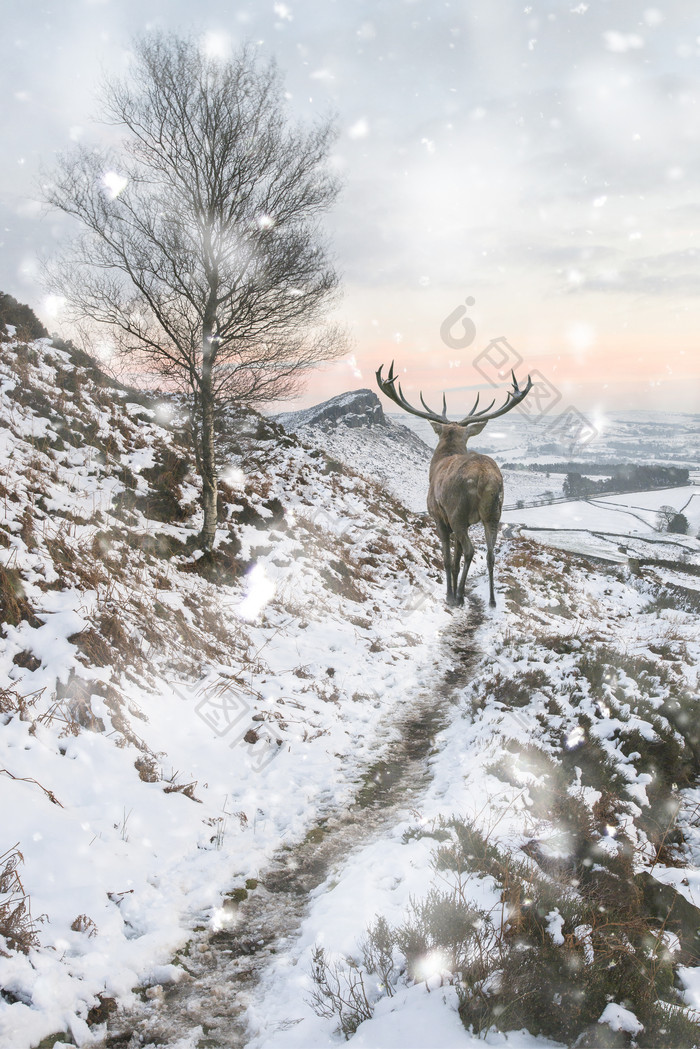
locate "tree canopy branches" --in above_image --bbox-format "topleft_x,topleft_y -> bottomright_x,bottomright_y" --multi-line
44,32 -> 346,546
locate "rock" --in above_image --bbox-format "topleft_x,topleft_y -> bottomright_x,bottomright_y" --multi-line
274,389 -> 387,431
87,994 -> 117,1026
634,870 -> 700,959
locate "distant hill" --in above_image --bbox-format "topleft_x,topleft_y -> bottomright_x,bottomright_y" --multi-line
274,389 -> 433,513
275,388 -> 388,430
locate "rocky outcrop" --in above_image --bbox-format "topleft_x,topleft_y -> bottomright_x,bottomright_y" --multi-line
273,388 -> 433,513
275,389 -> 388,432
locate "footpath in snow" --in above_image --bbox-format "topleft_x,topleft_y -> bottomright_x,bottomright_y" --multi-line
2,331 -> 700,1049
0,332 -> 448,1048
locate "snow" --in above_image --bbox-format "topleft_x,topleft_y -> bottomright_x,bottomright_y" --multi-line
351,986 -> 475,1048
545,909 -> 565,946
1,333 -> 699,1048
598,1002 -> 643,1035
679,965 -> 700,1012
504,497 -> 657,534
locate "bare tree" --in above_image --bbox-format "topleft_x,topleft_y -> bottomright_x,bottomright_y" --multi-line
656,505 -> 688,535
43,33 -> 345,548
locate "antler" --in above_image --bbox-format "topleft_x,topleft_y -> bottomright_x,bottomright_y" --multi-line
457,369 -> 533,425
375,361 -> 450,424
376,362 -> 533,427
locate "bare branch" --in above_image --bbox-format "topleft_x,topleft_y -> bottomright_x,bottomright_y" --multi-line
42,32 -> 346,548
43,34 -> 345,405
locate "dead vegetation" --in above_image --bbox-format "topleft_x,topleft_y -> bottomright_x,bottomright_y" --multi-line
0,844 -> 43,955
0,563 -> 40,629
70,913 -> 98,938
310,549 -> 700,1048
0,683 -> 43,720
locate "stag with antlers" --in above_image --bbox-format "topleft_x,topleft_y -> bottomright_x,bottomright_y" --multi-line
376,363 -> 532,608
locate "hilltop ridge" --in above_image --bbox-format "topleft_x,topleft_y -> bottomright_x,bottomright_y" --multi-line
273,388 -> 433,513
275,388 -> 387,430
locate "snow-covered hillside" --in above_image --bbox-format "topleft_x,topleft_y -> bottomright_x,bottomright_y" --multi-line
2,330 -> 700,1049
0,332 -> 450,1048
274,389 -> 433,513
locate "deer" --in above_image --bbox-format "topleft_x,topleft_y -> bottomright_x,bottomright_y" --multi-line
375,363 -> 532,609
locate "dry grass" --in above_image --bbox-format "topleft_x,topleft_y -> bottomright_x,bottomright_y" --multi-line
45,531 -> 108,591
0,844 -> 42,955
71,913 -> 98,938
0,684 -> 44,720
0,563 -> 40,628
68,628 -> 113,669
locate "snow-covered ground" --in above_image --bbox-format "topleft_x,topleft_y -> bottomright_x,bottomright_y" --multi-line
243,530 -> 700,1048
500,469 -> 567,508
0,335 -> 450,1048
2,334 -> 700,1048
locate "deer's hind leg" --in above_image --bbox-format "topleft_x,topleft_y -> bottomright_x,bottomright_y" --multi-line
483,521 -> 498,608
435,519 -> 457,606
451,539 -> 462,597
454,529 -> 474,607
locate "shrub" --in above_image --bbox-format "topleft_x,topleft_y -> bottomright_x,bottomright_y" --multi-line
140,446 -> 193,522
0,292 -> 48,340
0,844 -> 42,954
308,945 -> 373,1039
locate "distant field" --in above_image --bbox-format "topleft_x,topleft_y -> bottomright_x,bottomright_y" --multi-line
507,527 -> 700,570
500,482 -> 700,573
501,469 -> 567,506
503,485 -> 700,536
389,409 -> 700,467
601,486 -> 700,532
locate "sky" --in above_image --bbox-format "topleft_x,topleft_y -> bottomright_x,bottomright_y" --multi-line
2,0 -> 700,420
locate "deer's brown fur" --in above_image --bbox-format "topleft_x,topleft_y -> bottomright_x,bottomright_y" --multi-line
427,421 -> 502,607
375,363 -> 532,609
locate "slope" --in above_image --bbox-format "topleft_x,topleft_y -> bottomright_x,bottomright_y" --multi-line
274,389 -> 433,513
0,330 -> 450,1048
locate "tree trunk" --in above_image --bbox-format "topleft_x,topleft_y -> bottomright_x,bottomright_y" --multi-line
199,310 -> 218,550
200,382 -> 217,550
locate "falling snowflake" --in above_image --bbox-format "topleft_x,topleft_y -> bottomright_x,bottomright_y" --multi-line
102,172 -> 128,199
603,30 -> 644,53
348,118 -> 369,139
238,563 -> 275,621
202,31 -> 232,60
347,355 -> 362,378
